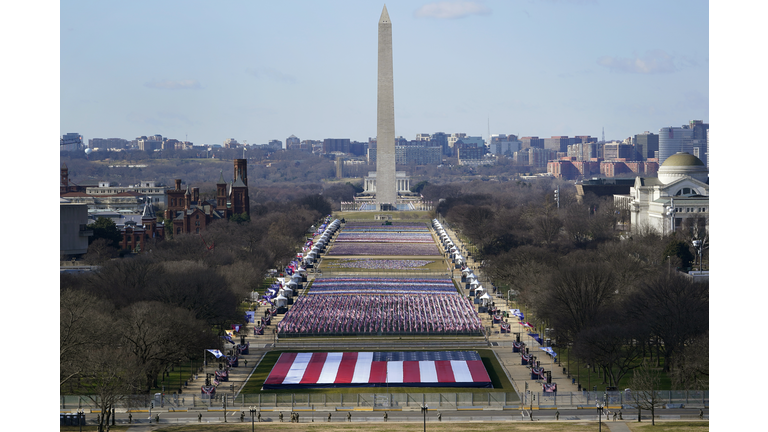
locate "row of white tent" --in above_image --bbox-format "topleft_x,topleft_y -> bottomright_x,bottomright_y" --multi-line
432,219 -> 492,306
432,219 -> 466,267
274,219 -> 341,307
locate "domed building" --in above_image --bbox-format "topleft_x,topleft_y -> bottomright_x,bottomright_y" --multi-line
616,152 -> 708,235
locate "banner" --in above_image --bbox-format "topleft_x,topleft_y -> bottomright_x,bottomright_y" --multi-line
207,349 -> 224,358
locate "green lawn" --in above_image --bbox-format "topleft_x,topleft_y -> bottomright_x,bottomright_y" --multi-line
554,347 -> 675,392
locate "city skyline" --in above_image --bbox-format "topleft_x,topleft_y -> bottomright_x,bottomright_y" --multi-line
60,1 -> 708,145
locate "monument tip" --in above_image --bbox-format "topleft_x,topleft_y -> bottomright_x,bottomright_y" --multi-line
379,4 -> 390,24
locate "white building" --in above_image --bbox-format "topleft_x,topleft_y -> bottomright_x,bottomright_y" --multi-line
617,152 -> 709,235
363,171 -> 411,194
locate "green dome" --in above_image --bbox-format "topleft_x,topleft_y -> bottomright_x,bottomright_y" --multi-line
662,152 -> 704,167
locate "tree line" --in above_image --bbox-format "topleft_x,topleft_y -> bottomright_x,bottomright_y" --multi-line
61,195 -> 329,427
435,179 -> 708,390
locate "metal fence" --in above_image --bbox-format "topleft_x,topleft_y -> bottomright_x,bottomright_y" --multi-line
61,390 -> 707,410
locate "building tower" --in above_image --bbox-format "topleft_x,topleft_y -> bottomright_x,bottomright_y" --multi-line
231,158 -> 250,218
216,170 -> 228,210
234,158 -> 248,187
375,5 -> 397,209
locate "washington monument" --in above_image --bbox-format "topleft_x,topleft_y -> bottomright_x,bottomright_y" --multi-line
376,5 -> 397,208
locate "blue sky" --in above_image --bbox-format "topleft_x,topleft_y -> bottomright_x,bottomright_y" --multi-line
59,0 -> 709,145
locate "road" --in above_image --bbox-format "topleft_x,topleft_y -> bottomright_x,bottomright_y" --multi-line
74,407 -> 707,426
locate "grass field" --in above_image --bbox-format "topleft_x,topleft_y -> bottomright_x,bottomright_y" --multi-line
58,421 -> 710,431
240,349 -> 515,397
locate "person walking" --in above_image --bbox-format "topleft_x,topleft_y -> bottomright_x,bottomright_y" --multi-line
437,412 -> 442,421
240,411 -> 245,422
555,410 -> 559,421
619,410 -> 623,420
128,413 -> 132,424
384,411 -> 388,422
613,411 -> 617,421
198,413 -> 202,422
328,412 -> 332,422
296,412 -> 300,423
699,409 -> 703,420
257,412 -> 261,422
347,411 -> 352,422
279,412 -> 284,422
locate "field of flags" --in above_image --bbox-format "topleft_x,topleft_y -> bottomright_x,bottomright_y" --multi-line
321,259 -> 435,270
245,216 -> 495,390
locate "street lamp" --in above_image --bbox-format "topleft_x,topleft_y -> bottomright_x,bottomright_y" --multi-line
77,409 -> 83,432
421,404 -> 429,432
597,400 -> 604,432
597,393 -> 606,432
250,406 -> 257,432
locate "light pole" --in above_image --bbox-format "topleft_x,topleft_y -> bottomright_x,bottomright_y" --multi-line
250,406 -> 256,432
421,404 -> 428,432
597,393 -> 606,432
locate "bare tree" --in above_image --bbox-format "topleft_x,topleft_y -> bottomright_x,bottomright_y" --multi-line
539,262 -> 618,342
572,310 -> 646,388
670,332 -> 709,390
625,272 -> 708,372
629,361 -> 664,425
81,346 -> 143,432
60,289 -> 113,388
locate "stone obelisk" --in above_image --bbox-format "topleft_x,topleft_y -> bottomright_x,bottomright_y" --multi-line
376,5 -> 397,209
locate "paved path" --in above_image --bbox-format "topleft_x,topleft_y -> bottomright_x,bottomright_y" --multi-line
606,420 -> 633,432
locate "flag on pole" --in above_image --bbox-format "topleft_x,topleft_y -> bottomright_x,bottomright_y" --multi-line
207,349 -> 224,358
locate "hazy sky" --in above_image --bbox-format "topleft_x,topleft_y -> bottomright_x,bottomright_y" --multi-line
60,0 -> 709,145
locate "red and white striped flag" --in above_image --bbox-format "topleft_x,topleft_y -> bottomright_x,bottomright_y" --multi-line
264,352 -> 492,389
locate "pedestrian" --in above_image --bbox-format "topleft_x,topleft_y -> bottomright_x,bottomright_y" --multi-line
347,411 -> 352,422
384,411 -> 388,422
244,359 -> 248,368
613,411 -> 617,421
437,412 -> 442,421
198,413 -> 202,422
240,411 -> 245,422
291,412 -> 295,423
328,412 -> 332,422
155,413 -> 160,423
296,412 -> 300,423
128,413 -> 132,424
619,410 -> 623,420
555,410 -> 559,421
279,412 -> 284,422
699,409 -> 703,420
257,412 -> 261,422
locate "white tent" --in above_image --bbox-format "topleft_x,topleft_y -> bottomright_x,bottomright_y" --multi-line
275,294 -> 288,307
480,292 -> 491,306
